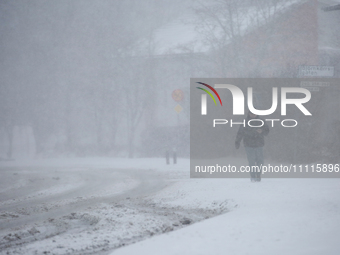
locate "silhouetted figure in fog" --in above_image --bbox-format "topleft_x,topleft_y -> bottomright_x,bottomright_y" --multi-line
235,112 -> 269,182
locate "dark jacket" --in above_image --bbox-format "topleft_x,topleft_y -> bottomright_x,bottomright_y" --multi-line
235,114 -> 269,148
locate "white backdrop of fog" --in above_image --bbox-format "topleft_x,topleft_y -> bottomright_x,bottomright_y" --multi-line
0,0 -> 339,161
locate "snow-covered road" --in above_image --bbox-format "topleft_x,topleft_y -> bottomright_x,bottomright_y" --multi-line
0,158 -> 227,254
0,162 -> 173,254
1,158 -> 340,255
0,167 -> 165,231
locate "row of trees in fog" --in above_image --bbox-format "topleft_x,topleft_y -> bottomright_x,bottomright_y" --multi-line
1,0 -> 338,160
0,0 -> 183,158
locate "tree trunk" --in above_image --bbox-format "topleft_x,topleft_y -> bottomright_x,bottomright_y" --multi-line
128,128 -> 135,158
5,125 -> 14,159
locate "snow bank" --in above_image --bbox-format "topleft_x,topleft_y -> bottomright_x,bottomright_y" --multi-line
112,166 -> 340,254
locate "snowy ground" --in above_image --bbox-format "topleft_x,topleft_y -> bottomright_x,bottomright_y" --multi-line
0,158 -> 340,255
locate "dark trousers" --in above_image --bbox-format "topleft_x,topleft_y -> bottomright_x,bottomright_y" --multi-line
245,146 -> 264,179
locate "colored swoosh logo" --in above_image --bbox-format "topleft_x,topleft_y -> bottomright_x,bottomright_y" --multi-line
196,82 -> 223,106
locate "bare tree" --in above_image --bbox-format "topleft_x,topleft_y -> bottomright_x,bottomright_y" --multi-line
192,0 -> 296,77
0,0 -> 185,157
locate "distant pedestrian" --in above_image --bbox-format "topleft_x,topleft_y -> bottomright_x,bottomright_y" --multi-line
235,112 -> 269,182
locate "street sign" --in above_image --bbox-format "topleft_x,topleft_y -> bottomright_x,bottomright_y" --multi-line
174,104 -> 183,113
300,81 -> 330,92
300,86 -> 320,92
172,89 -> 184,102
300,81 -> 330,87
298,66 -> 334,77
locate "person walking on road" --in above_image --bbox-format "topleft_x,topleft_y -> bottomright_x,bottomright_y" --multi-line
235,111 -> 269,182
